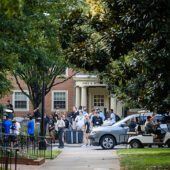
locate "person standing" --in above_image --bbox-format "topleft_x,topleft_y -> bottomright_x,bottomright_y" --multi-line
75,111 -> 86,131
56,116 -> 65,148
109,109 -> 116,124
6,100 -> 14,119
83,116 -> 90,146
89,109 -> 95,126
27,116 -> 35,141
2,115 -> 12,146
2,115 -> 12,134
10,120 -> 17,147
96,108 -> 105,121
48,114 -> 55,143
91,112 -> 103,128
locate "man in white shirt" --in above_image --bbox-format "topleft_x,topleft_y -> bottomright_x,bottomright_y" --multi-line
75,111 -> 85,131
109,109 -> 116,124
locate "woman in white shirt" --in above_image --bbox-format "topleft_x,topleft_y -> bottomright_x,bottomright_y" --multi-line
56,116 -> 65,148
75,111 -> 85,131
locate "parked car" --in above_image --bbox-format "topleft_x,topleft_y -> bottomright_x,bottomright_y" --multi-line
128,132 -> 170,148
88,113 -> 168,149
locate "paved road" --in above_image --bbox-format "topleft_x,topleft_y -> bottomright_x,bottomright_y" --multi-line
17,145 -> 121,170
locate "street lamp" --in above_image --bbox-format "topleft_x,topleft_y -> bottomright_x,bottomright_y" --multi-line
39,73 -> 46,150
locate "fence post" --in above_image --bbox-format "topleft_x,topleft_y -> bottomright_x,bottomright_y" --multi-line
51,137 -> 52,159
5,149 -> 9,170
15,149 -> 18,170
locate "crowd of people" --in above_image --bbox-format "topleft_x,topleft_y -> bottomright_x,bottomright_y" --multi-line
2,104 -> 120,148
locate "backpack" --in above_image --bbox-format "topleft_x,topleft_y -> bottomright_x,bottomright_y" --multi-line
115,114 -> 121,122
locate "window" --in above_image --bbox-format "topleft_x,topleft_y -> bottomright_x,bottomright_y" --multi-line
13,91 -> 29,111
52,91 -> 68,111
59,68 -> 68,77
94,95 -> 104,106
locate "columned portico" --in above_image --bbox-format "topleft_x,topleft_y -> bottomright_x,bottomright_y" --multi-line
73,74 -> 123,116
75,86 -> 81,108
81,86 -> 87,107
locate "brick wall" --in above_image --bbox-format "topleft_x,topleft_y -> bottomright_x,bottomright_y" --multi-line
0,68 -> 74,116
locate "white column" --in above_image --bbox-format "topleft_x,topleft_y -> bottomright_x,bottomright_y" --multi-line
75,86 -> 81,108
81,86 -> 87,107
111,97 -> 117,114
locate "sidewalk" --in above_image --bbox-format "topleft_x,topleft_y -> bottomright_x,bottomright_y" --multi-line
39,148 -> 120,170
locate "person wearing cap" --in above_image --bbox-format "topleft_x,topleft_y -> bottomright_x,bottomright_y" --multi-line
145,116 -> 156,134
96,108 -> 105,121
91,112 -> 103,128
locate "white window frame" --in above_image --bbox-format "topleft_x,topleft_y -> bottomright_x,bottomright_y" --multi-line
12,90 -> 29,111
52,90 -> 68,112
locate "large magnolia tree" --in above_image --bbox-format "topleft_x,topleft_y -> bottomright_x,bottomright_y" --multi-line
59,0 -> 170,114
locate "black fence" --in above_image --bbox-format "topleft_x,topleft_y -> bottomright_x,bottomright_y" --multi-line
0,133 -> 53,160
0,147 -> 18,170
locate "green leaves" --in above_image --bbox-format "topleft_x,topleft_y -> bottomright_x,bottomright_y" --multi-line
58,0 -> 170,114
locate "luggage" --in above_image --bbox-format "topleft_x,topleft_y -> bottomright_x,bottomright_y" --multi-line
65,130 -> 83,144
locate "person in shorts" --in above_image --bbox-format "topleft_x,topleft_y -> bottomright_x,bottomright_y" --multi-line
48,114 -> 55,143
83,115 -> 90,146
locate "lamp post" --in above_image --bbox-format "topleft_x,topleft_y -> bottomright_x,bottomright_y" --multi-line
39,74 -> 46,150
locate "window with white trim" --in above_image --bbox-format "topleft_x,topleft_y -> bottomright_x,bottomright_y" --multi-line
13,91 -> 29,111
52,91 -> 68,110
94,95 -> 104,107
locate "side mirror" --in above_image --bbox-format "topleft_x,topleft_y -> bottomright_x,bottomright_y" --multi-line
121,123 -> 127,127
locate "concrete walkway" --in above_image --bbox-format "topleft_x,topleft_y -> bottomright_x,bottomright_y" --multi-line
39,148 -> 120,170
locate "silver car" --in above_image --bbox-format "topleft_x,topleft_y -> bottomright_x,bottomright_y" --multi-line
88,113 -> 166,149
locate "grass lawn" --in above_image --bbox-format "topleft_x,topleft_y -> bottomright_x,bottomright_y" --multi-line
117,148 -> 170,170
21,150 -> 61,160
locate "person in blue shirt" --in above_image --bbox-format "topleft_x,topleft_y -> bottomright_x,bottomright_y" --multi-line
27,116 -> 35,141
2,115 -> 12,146
96,108 -> 105,121
2,115 -> 12,134
128,117 -> 136,132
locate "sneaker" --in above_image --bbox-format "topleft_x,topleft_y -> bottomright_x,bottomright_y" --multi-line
81,145 -> 86,147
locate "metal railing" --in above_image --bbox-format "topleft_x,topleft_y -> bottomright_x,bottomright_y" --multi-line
0,147 -> 18,170
0,133 -> 53,160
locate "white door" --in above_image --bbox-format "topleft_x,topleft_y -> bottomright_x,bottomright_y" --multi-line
89,87 -> 109,113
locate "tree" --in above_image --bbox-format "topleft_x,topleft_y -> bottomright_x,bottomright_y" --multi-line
0,0 -> 85,108
59,0 -> 170,114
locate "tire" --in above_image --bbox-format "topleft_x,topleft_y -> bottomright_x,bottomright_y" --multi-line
100,135 -> 115,149
167,140 -> 170,148
130,140 -> 143,148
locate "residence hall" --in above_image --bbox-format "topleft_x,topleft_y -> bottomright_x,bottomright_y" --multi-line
0,69 -> 124,117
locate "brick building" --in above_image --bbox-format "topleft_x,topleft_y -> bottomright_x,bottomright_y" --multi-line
0,69 -> 124,117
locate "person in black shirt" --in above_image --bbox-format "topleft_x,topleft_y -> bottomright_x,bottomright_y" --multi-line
48,114 -> 55,143
6,100 -> 14,119
92,112 -> 103,127
62,115 -> 69,129
33,107 -> 41,121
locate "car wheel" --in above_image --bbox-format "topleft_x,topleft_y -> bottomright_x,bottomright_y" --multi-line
167,140 -> 170,148
130,140 -> 143,148
101,135 -> 115,149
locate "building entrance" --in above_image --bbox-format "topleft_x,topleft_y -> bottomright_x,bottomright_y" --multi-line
88,87 -> 109,113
